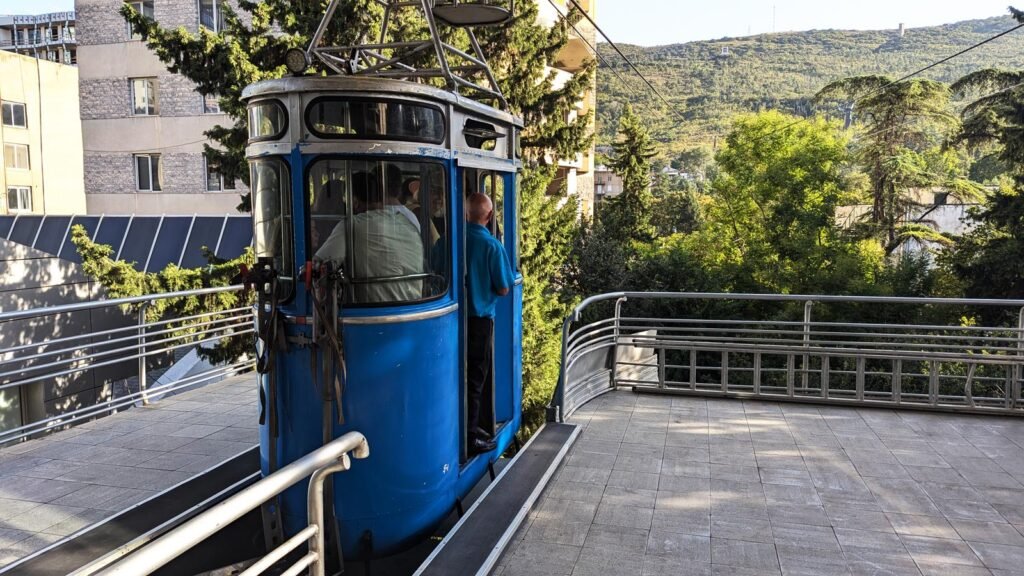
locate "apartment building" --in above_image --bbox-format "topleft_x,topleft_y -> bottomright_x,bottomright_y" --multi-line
0,51 -> 86,215
0,12 -> 77,66
537,0 -> 598,217
75,0 -> 242,215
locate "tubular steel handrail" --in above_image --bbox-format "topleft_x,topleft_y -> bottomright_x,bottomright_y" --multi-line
96,432 -> 370,576
0,285 -> 254,446
550,292 -> 1024,421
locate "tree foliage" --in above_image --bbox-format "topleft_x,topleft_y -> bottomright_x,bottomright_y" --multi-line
601,104 -> 658,243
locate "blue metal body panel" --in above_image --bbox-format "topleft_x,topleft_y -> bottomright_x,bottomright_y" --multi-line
258,149 -> 522,558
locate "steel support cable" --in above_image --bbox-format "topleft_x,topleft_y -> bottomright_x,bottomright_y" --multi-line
563,0 -> 690,127
543,0 -> 659,124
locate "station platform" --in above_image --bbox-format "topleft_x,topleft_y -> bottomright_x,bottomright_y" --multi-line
494,391 -> 1024,576
0,375 -> 257,570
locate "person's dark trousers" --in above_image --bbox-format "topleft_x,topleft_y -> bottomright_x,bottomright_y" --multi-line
467,316 -> 494,439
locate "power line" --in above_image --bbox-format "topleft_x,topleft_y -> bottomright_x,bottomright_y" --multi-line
563,0 -> 689,127
543,0 -> 664,127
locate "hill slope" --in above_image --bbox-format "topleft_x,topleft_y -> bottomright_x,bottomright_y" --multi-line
596,15 -> 1024,154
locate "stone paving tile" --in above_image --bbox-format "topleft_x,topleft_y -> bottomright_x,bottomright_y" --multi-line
902,534 -> 985,567
495,392 -> 1024,576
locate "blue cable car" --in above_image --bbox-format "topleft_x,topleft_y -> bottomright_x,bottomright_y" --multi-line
241,66 -> 524,560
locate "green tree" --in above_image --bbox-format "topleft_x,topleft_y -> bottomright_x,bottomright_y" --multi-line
944,13 -> 1024,306
602,104 -> 658,243
115,1 -> 594,430
685,111 -> 884,294
815,76 -> 976,253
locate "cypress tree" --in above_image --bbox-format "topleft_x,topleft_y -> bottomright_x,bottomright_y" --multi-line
603,104 -> 658,243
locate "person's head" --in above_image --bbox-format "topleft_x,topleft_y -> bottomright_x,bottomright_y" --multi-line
466,193 -> 492,226
351,172 -> 380,213
401,178 -> 421,204
373,164 -> 405,204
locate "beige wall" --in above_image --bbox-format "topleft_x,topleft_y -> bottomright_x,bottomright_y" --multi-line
0,51 -> 86,215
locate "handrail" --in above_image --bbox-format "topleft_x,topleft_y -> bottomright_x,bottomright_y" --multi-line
567,291 -> 1024,322
0,285 -> 253,446
550,292 -> 1024,422
0,285 -> 245,323
98,432 -> 370,576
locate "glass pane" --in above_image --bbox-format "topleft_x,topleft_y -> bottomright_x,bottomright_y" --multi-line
136,155 -> 151,190
307,99 -> 445,144
309,158 -> 448,305
206,162 -> 221,191
147,79 -> 158,114
252,158 -> 293,297
14,104 -> 26,127
2,104 -> 11,126
132,79 -> 147,114
20,189 -> 32,212
6,188 -> 17,210
493,173 -> 504,242
152,155 -> 161,191
17,145 -> 28,169
248,101 -> 286,140
199,0 -> 215,29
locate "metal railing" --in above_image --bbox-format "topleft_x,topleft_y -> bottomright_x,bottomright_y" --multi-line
0,285 -> 254,445
551,292 -> 1024,420
96,432 -> 370,576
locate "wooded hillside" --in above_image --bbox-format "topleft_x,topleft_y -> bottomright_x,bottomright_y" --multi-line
596,15 -> 1024,153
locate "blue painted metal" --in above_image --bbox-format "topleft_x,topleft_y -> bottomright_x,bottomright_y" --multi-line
253,96 -> 523,557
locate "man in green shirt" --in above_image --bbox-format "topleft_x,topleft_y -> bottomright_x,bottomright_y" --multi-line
315,171 -> 424,304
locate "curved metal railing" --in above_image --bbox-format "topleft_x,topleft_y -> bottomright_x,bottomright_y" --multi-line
550,292 -> 1024,421
0,285 -> 254,445
96,432 -> 370,576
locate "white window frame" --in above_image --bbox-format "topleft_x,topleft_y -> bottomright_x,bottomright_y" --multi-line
6,186 -> 32,213
198,0 -> 227,33
126,1 -> 155,40
205,158 -> 235,191
134,153 -> 162,192
202,93 -> 222,114
130,77 -> 159,116
1,101 -> 27,128
4,143 -> 30,170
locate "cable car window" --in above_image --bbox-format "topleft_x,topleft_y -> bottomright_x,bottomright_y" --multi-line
309,159 -> 448,306
252,158 -> 293,299
466,170 -> 503,242
248,100 -> 287,142
306,98 -> 446,144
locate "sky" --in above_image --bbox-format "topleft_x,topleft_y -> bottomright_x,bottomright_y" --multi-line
0,0 -> 1018,46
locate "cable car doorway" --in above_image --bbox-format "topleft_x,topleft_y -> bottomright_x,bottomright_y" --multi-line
460,167 -> 514,463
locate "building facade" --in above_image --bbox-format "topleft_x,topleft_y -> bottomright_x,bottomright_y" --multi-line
0,51 -> 86,215
0,12 -> 78,66
75,0 -> 243,215
533,0 -> 599,216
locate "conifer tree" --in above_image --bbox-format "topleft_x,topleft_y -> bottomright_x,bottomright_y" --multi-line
602,104 -> 658,243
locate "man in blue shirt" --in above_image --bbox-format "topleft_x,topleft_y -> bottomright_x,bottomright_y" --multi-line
465,193 -> 514,455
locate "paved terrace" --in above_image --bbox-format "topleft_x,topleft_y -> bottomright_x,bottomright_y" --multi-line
0,375 -> 257,570
497,391 -> 1024,576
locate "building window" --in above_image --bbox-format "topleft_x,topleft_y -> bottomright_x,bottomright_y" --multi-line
131,78 -> 159,115
206,159 -> 235,191
2,102 -> 27,128
4,143 -> 29,170
126,1 -> 155,40
6,186 -> 32,213
199,0 -> 228,33
203,93 -> 222,114
135,154 -> 162,191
